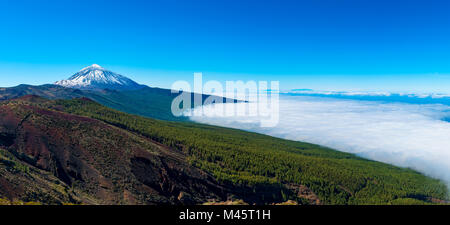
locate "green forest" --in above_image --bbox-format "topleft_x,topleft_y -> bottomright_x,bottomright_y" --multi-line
54,98 -> 448,205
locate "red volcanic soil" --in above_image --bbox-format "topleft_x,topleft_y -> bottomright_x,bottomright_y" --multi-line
0,96 -> 227,204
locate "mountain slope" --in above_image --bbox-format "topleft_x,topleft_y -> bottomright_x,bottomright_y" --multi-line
0,84 -> 86,101
55,64 -> 145,90
0,96 -> 227,204
43,97 -> 450,204
0,84 -> 238,121
1,96 -> 448,205
0,147 -> 77,204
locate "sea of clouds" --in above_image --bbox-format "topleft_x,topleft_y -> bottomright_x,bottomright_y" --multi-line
188,95 -> 450,188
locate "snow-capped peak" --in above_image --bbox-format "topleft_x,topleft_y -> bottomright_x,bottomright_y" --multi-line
81,64 -> 104,71
55,64 -> 144,90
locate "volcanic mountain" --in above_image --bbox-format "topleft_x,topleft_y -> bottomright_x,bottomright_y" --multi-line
1,65 -> 239,121
55,64 -> 145,90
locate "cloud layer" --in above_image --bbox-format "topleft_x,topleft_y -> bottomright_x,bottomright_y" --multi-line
188,95 -> 450,187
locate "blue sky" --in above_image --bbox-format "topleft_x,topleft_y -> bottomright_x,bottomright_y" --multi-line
0,0 -> 449,92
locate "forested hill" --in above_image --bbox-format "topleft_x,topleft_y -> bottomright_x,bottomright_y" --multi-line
1,96 -> 444,205
0,84 -> 238,121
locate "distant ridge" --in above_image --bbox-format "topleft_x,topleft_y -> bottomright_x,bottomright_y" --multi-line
0,83 -> 239,121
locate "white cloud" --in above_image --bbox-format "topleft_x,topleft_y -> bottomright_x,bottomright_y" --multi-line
285,89 -> 393,97
188,95 -> 450,187
284,89 -> 450,99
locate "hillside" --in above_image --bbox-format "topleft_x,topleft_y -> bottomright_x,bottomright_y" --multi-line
1,96 -> 447,205
0,84 -> 237,121
0,96 -> 227,204
0,84 -> 86,100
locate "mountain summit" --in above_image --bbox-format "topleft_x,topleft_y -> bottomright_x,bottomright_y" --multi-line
55,64 -> 144,90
